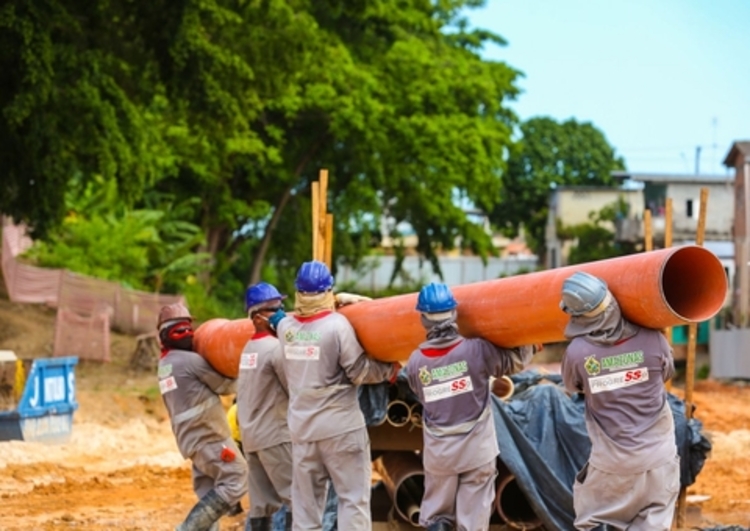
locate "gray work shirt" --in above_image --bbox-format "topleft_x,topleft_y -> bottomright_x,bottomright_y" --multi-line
237,332 -> 291,452
276,311 -> 395,444
158,349 -> 237,459
561,327 -> 677,474
406,337 -> 533,475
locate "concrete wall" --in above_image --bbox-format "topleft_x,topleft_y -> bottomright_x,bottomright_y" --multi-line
665,182 -> 734,239
336,255 -> 539,291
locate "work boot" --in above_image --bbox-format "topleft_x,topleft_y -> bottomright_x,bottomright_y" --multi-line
175,489 -> 232,531
427,522 -> 453,531
245,516 -> 272,531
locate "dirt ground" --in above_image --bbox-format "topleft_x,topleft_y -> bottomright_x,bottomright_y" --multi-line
1,296 -> 749,530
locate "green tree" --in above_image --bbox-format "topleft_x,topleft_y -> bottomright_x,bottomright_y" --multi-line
0,0 -> 169,238
492,116 -> 625,257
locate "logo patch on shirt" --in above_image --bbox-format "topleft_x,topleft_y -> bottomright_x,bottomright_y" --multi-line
418,366 -> 432,385
159,376 -> 178,394
600,350 -> 644,371
584,356 -> 601,376
430,361 -> 468,381
588,368 -> 649,394
285,345 -> 320,360
422,375 -> 474,403
240,353 -> 258,370
158,364 -> 172,378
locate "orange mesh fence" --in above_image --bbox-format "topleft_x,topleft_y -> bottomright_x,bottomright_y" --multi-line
2,219 -> 185,360
52,307 -> 111,362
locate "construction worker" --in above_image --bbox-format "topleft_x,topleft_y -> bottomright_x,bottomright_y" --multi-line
559,272 -> 679,531
405,282 -> 538,531
276,260 -> 401,530
237,282 -> 293,531
156,302 -> 248,531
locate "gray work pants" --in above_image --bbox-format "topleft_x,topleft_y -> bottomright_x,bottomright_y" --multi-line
573,455 -> 680,530
247,442 -> 294,517
419,459 -> 497,531
291,427 -> 372,530
191,438 -> 248,505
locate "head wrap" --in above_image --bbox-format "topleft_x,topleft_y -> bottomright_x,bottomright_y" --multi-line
564,293 -> 639,345
294,290 -> 336,317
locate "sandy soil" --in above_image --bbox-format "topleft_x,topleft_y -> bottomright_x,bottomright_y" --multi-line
1,296 -> 749,530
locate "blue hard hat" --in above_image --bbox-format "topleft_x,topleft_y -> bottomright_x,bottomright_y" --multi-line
416,282 -> 458,313
245,282 -> 286,311
560,272 -> 608,316
295,261 -> 334,293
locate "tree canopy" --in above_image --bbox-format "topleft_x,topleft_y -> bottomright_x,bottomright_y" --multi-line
491,116 -> 625,256
3,0 -> 524,308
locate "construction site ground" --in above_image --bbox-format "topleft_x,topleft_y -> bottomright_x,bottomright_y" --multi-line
1,296 -> 749,530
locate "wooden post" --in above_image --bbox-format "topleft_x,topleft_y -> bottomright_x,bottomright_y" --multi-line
312,182 -> 320,261
643,209 -> 653,252
318,169 -> 328,262
325,213 -> 334,270
665,198 -> 674,392
675,188 -> 708,529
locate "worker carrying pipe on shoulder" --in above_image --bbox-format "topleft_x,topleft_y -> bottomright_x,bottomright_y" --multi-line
156,302 -> 247,531
237,282 -> 293,531
405,282 -> 539,531
560,272 -> 678,531
276,260 -> 401,530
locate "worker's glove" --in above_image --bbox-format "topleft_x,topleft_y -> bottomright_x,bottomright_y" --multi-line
388,362 -> 403,384
335,292 -> 373,307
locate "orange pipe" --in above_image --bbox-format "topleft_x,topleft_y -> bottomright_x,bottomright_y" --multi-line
193,318 -> 255,378
338,246 -> 727,362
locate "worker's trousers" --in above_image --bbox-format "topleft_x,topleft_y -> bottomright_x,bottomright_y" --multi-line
419,459 -> 497,531
191,438 -> 248,505
246,442 -> 293,517
573,455 -> 680,531
291,426 -> 372,530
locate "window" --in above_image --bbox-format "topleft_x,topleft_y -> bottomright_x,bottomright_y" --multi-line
686,199 -> 694,218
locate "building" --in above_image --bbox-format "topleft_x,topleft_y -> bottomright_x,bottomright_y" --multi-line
545,186 -> 644,268
612,171 -> 734,244
723,141 -> 750,325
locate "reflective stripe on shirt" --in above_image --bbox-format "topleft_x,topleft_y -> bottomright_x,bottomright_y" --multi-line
173,395 -> 221,425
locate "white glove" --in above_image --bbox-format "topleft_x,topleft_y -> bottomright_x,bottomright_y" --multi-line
335,292 -> 373,307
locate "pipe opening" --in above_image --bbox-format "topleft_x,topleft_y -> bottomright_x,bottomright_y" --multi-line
386,400 -> 411,428
395,475 -> 424,526
496,476 -> 541,530
661,246 -> 727,322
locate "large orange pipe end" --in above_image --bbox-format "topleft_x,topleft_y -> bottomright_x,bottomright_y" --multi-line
339,246 -> 727,362
193,318 -> 255,378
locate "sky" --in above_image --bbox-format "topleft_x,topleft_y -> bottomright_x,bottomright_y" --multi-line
467,0 -> 750,176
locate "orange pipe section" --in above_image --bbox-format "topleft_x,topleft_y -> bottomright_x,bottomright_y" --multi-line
194,246 -> 726,375
193,318 -> 255,378
338,246 -> 727,362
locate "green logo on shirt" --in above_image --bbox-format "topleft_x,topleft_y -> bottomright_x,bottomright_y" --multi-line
601,351 -> 644,371
284,329 -> 322,343
418,366 -> 432,385
158,364 -> 172,378
430,361 -> 468,381
583,356 -> 601,376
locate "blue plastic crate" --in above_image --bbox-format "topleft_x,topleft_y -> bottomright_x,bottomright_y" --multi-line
0,356 -> 79,444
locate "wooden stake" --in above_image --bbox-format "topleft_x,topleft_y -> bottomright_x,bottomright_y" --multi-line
318,170 -> 328,262
665,198 -> 674,392
312,182 -> 320,261
643,209 -> 653,252
325,213 -> 334,270
676,188 -> 708,529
